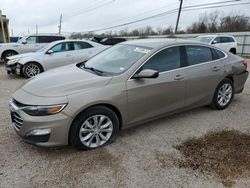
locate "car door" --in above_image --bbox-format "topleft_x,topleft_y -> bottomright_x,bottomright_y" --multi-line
211,37 -> 221,48
126,46 -> 187,125
72,42 -> 96,63
184,45 -> 225,107
43,42 -> 74,70
19,36 -> 41,53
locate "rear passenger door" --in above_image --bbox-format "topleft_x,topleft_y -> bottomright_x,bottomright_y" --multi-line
72,42 -> 95,63
184,45 -> 225,107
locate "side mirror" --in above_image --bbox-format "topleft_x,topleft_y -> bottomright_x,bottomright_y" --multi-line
212,40 -> 217,44
133,69 -> 159,79
46,50 -> 53,54
22,40 -> 27,44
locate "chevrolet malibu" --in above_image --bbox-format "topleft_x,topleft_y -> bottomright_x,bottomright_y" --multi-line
9,39 -> 249,150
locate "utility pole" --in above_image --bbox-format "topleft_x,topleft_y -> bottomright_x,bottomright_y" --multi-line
175,0 -> 183,34
36,24 -> 38,34
58,14 -> 62,34
0,10 -> 6,43
11,29 -> 14,37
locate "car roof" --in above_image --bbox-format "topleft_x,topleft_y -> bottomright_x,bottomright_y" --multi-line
122,38 -> 203,49
197,35 -> 234,38
49,39 -> 102,46
29,33 -> 66,37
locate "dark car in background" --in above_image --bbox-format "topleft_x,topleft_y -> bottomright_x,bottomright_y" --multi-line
100,37 -> 126,45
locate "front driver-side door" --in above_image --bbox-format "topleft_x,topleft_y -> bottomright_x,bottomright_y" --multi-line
19,36 -> 41,53
43,42 -> 74,70
126,46 -> 186,125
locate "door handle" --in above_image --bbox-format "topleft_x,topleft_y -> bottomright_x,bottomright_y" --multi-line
212,66 -> 221,71
66,54 -> 71,57
174,75 -> 185,80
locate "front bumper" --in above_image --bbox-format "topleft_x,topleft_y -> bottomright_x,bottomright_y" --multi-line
5,63 -> 22,75
9,99 -> 73,147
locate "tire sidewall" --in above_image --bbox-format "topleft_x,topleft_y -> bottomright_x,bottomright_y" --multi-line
70,106 -> 119,150
23,62 -> 42,78
3,51 -> 17,61
213,78 -> 234,110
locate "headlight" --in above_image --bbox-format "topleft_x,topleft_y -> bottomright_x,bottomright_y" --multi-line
8,58 -> 20,65
22,104 -> 67,116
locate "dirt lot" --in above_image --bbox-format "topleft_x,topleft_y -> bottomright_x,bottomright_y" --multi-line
0,63 -> 250,188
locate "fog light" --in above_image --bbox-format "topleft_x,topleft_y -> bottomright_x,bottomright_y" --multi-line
26,128 -> 51,136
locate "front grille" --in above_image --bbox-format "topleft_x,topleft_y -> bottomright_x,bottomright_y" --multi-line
10,106 -> 23,131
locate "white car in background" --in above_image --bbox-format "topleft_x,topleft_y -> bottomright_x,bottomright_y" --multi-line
6,40 -> 109,78
0,34 -> 66,61
194,35 -> 237,54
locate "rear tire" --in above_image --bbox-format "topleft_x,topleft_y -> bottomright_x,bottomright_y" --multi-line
22,62 -> 43,78
69,106 -> 119,150
211,78 -> 234,110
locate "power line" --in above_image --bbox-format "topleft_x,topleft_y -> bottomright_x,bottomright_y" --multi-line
76,0 -> 244,33
42,0 -> 115,27
65,0 -> 115,19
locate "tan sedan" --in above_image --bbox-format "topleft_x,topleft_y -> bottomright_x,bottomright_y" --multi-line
10,39 -> 249,150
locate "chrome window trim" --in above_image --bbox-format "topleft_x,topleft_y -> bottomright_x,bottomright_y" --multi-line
128,43 -> 227,80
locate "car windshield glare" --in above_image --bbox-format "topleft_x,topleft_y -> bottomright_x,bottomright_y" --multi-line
83,44 -> 152,76
194,37 -> 214,44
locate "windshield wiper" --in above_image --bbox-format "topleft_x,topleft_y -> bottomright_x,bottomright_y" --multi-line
81,63 -> 103,76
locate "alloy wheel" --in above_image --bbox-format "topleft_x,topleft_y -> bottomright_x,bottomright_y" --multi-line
25,64 -> 41,77
79,115 -> 113,148
217,83 -> 233,107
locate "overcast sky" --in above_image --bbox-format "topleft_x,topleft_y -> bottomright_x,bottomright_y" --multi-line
1,0 -> 250,36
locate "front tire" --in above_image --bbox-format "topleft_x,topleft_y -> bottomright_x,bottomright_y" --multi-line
69,106 -> 119,150
22,62 -> 43,78
2,50 -> 18,61
211,78 -> 234,110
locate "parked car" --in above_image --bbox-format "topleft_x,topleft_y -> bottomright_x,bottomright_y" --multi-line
89,36 -> 104,43
194,35 -> 237,54
0,34 -> 66,61
5,39 -> 109,78
99,37 -> 126,45
9,39 -> 248,150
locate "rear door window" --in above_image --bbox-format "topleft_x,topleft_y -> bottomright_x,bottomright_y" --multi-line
74,42 -> 93,50
220,37 -> 231,43
186,46 -> 213,66
211,48 -> 226,60
38,36 -> 65,43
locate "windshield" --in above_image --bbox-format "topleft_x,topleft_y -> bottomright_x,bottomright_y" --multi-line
36,45 -> 48,52
83,44 -> 151,76
16,36 -> 27,43
194,36 -> 214,44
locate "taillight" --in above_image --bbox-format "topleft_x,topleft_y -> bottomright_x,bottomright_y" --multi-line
243,59 -> 248,69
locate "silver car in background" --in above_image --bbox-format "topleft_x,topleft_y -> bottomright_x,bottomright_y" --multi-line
9,39 -> 249,150
5,40 -> 109,78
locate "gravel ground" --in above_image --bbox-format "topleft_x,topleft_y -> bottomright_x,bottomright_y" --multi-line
0,63 -> 250,188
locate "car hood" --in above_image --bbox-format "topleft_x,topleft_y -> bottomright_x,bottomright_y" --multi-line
21,64 -> 112,97
8,52 -> 42,60
0,42 -> 20,47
